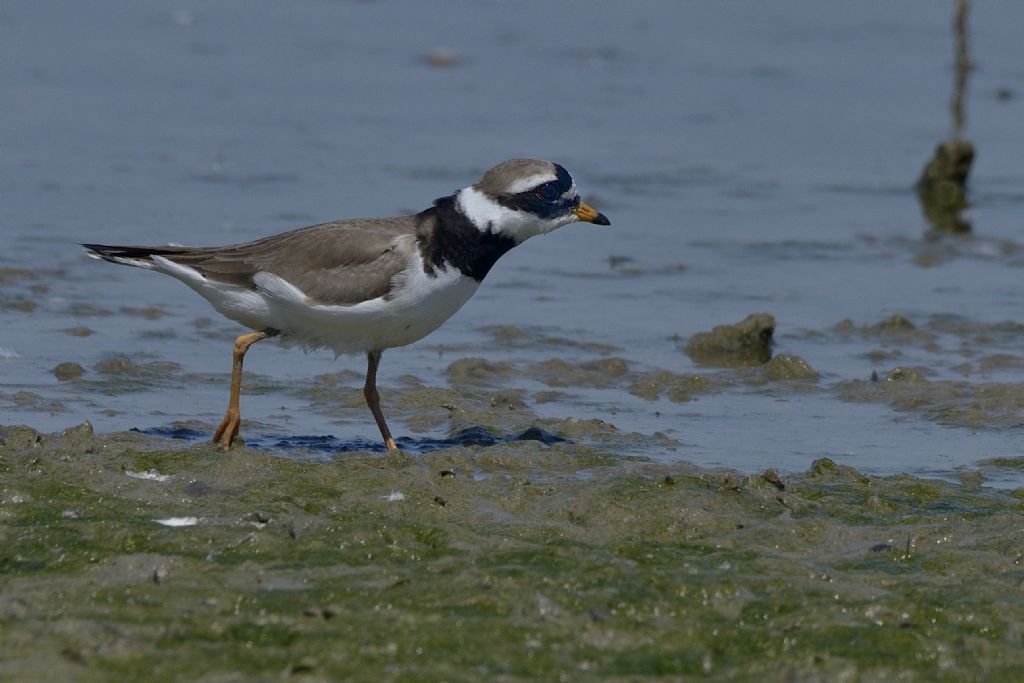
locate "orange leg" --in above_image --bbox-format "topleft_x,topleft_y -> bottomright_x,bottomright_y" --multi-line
365,350 -> 398,451
213,331 -> 269,450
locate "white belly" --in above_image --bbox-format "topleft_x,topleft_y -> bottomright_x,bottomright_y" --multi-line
152,254 -> 480,355
268,265 -> 480,354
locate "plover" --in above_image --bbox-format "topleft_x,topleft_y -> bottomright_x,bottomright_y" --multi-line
84,159 -> 609,451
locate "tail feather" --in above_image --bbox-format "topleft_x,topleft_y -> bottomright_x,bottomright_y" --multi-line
82,243 -> 185,269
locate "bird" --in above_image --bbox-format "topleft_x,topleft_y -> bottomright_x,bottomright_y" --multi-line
83,159 -> 610,452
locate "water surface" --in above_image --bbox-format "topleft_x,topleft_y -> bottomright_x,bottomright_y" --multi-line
3,1 -> 1024,484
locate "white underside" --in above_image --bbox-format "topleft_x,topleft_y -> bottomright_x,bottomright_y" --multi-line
146,252 -> 480,355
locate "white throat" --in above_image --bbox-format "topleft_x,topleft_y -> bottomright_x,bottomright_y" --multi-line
455,186 -> 576,243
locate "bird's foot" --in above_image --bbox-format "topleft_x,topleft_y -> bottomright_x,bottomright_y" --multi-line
212,410 -> 241,451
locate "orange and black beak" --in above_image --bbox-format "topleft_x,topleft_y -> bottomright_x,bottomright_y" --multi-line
574,202 -> 610,226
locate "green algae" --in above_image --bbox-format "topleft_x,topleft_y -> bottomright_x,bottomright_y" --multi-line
445,357 -> 516,386
53,362 -> 87,382
746,353 -> 819,385
683,313 -> 775,368
834,314 -> 937,347
526,357 -> 631,389
627,370 -> 720,402
4,391 -> 66,414
835,376 -> 1024,431
478,324 -> 622,355
3,426 -> 1024,680
804,313 -> 1024,432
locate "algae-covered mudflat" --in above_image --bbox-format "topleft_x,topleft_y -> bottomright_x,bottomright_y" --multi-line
3,423 -> 1023,681
5,1 -> 1024,679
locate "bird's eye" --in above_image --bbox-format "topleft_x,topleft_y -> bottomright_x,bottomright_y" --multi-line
534,181 -> 561,202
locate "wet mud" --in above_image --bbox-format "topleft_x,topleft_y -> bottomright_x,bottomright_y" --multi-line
683,314 -> 776,368
835,374 -> 1024,431
3,423 -> 1024,680
272,310 -> 1024,478
827,314 -> 1024,433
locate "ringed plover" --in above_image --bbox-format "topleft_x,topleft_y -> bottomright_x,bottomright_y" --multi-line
84,159 -> 610,451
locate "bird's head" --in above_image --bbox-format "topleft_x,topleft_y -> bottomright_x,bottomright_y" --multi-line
456,159 -> 610,244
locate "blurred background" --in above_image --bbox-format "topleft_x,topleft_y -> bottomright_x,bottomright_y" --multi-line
2,1 -> 1024,482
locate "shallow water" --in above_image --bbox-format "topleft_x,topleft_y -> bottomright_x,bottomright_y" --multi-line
3,2 -> 1024,484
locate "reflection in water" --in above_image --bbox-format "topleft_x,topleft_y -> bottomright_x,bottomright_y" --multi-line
133,425 -> 568,454
917,0 -> 974,233
916,139 -> 974,233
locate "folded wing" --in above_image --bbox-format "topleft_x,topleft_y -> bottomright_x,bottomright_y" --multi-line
83,217 -> 419,306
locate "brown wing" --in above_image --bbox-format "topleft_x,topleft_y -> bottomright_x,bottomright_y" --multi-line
224,217 -> 419,305
90,216 -> 421,306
